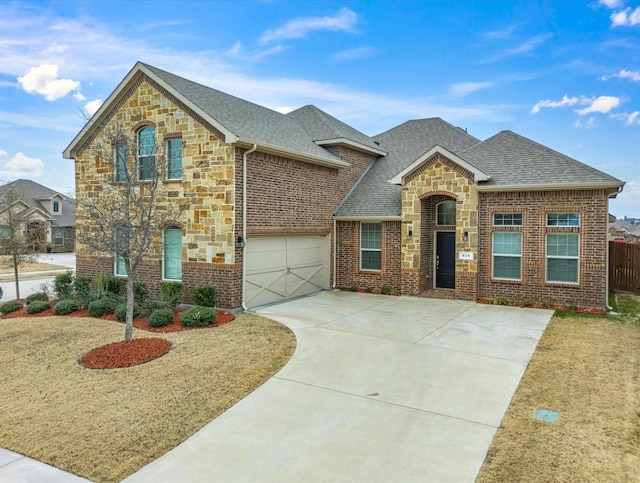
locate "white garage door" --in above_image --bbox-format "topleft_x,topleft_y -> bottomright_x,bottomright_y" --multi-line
245,234 -> 329,308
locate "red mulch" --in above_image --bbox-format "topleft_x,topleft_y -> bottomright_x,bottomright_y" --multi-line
1,301 -> 236,369
80,338 -> 172,369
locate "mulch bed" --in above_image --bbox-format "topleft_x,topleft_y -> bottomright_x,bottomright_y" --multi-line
1,301 -> 236,369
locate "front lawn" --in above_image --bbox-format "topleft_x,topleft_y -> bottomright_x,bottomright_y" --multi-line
477,293 -> 640,482
0,314 -> 295,482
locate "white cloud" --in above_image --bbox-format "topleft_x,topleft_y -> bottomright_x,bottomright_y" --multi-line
611,111 -> 640,124
331,46 -> 376,61
605,69 -> 640,81
17,64 -> 81,101
449,82 -> 493,97
531,94 -> 580,114
480,33 -> 553,63
84,99 -> 103,116
576,95 -> 621,115
599,0 -> 622,8
611,7 -> 640,26
574,117 -> 598,128
0,151 -> 44,179
260,8 -> 358,43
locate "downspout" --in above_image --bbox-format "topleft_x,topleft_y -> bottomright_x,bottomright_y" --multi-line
332,215 -> 337,288
241,144 -> 258,311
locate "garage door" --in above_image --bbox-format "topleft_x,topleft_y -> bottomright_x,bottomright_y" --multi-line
245,235 -> 329,308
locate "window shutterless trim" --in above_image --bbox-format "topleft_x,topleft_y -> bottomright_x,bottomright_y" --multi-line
545,232 -> 579,284
492,231 -> 522,280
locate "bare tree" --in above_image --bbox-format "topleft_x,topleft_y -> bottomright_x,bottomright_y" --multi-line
0,181 -> 38,300
77,122 -> 185,341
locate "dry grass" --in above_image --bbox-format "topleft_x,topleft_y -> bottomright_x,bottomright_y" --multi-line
477,293 -> 640,482
0,255 -> 68,274
0,314 -> 296,482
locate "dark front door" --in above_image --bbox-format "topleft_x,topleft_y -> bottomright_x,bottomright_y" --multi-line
436,231 -> 455,289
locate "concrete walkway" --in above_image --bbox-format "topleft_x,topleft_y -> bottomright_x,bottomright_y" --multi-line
124,291 -> 553,482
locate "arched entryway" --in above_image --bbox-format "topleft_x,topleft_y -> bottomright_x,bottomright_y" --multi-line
419,194 -> 457,293
25,221 -> 47,252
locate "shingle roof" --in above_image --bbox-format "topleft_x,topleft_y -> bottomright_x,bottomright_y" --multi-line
0,179 -> 75,227
461,130 -> 623,189
287,105 -> 385,154
141,64 -> 343,164
335,118 -> 480,217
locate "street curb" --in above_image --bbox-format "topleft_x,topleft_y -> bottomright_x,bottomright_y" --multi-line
0,269 -> 75,283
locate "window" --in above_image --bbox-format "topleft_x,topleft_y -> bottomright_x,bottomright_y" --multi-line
114,226 -> 127,276
492,232 -> 522,280
547,212 -> 579,227
546,233 -> 579,283
360,222 -> 381,271
0,226 -> 10,247
436,200 -> 456,226
54,227 -> 64,246
138,127 -> 156,181
52,200 -> 60,214
167,138 -> 182,179
493,213 -> 522,226
115,144 -> 127,182
163,228 -> 182,280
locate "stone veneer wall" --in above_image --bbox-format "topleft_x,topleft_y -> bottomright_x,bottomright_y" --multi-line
401,153 -> 478,299
73,76 -> 238,306
478,189 -> 610,310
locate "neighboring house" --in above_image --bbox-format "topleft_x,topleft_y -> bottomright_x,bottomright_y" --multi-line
64,62 -> 625,311
609,219 -> 640,244
0,179 -> 76,253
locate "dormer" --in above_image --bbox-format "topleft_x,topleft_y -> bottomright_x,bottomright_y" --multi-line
51,194 -> 63,215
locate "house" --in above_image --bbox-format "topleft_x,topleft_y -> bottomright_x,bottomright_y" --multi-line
609,219 -> 640,244
64,62 -> 625,311
0,179 -> 76,253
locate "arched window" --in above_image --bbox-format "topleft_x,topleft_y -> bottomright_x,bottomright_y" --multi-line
138,127 -> 156,181
436,200 -> 456,226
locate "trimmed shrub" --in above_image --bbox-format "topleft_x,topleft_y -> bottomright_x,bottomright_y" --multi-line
180,306 -> 216,327
54,271 -> 74,300
191,285 -> 217,307
99,275 -> 126,296
26,300 -> 50,314
25,292 -> 49,304
149,308 -> 174,328
0,301 -> 22,314
73,276 -> 92,301
54,299 -> 78,315
161,282 -> 182,307
114,303 -> 142,322
87,297 -> 120,317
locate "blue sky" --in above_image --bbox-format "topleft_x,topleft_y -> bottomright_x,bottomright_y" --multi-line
1,0 -> 638,216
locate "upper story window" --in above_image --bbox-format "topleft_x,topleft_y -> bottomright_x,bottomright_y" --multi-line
166,138 -> 182,180
138,127 -> 156,181
115,144 -> 127,182
436,200 -> 456,226
52,200 -> 60,214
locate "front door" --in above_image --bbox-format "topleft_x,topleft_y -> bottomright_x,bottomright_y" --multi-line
435,231 -> 455,289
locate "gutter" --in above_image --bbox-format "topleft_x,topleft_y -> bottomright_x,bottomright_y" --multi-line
241,144 -> 258,311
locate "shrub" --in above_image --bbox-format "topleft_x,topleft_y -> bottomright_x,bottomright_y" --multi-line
54,299 -> 78,315
180,306 -> 216,327
26,300 -> 50,314
161,282 -> 182,306
381,285 -> 392,294
0,301 -> 22,314
145,298 -> 173,314
87,296 -> 120,317
149,308 -> 174,328
99,275 -> 126,296
54,271 -> 74,300
114,303 -> 142,321
133,281 -> 149,305
25,292 -> 49,304
73,276 -> 92,300
191,285 -> 217,307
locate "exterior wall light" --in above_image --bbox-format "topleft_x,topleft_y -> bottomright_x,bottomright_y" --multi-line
237,236 -> 245,248
462,231 -> 469,242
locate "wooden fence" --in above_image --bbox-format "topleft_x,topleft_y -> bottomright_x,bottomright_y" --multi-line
609,242 -> 640,294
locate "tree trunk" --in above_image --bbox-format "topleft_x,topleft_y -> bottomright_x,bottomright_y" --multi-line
125,275 -> 135,342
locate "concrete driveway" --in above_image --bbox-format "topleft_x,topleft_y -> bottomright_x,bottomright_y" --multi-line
126,291 -> 552,483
